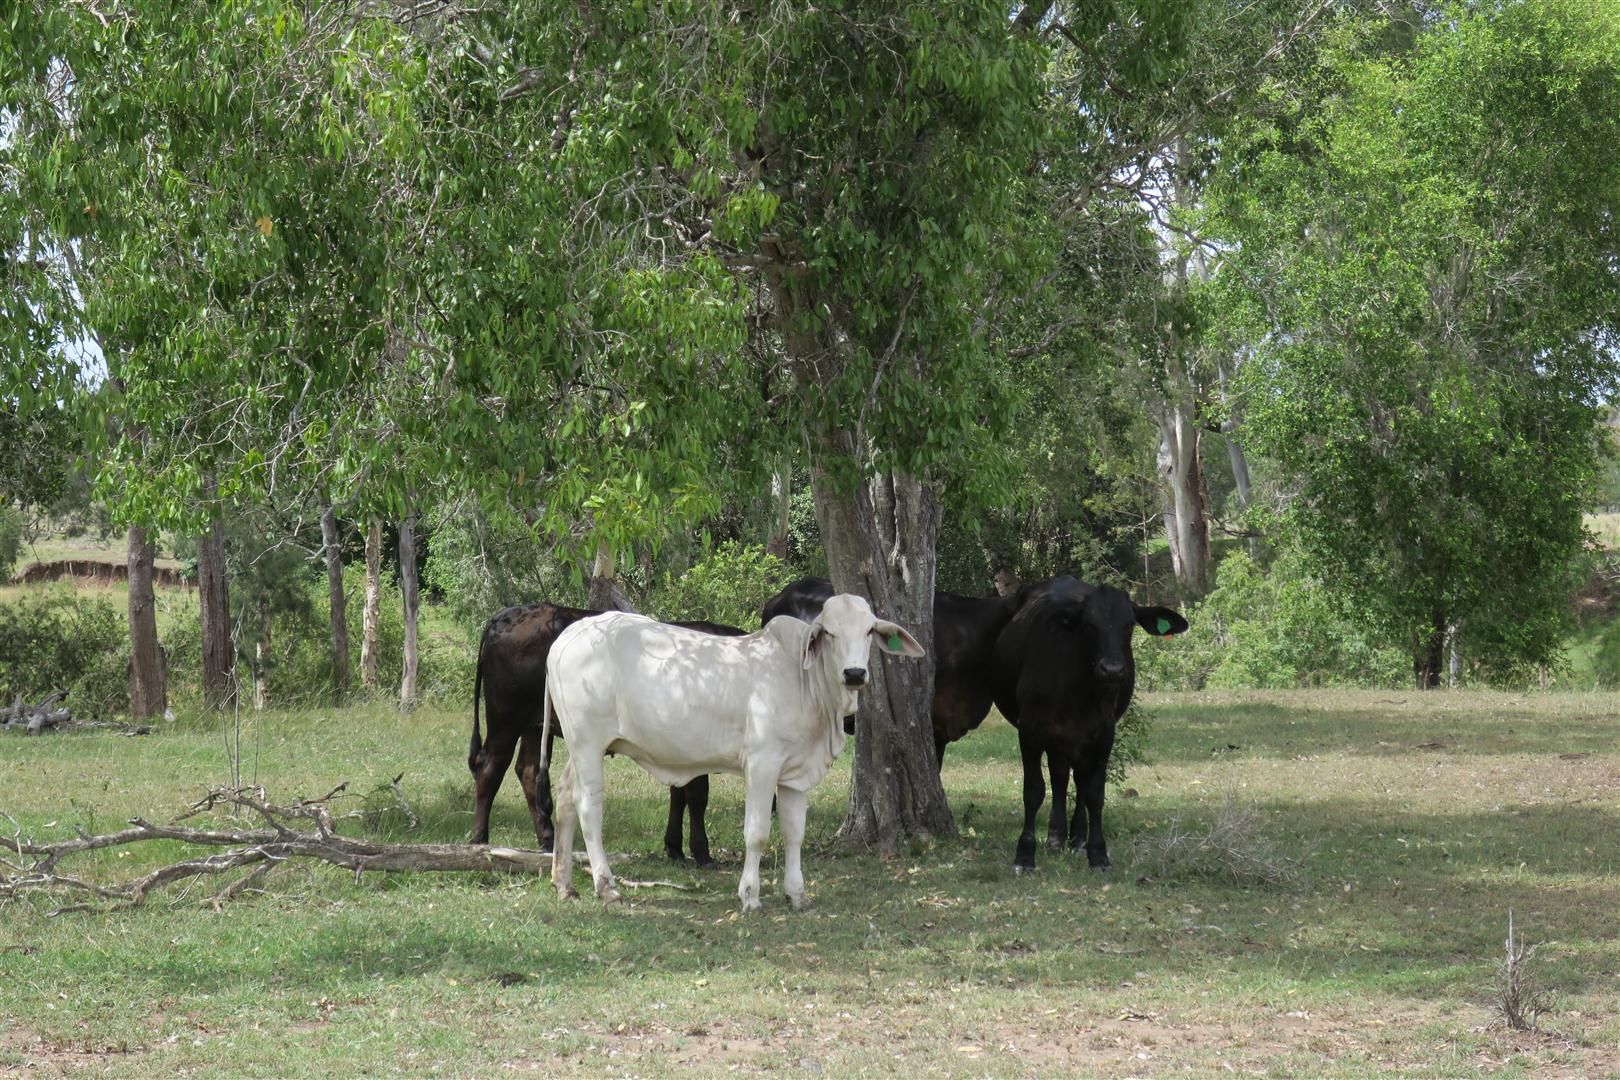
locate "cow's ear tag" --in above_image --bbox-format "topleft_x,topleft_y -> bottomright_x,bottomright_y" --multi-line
887,633 -> 902,652
1156,617 -> 1172,635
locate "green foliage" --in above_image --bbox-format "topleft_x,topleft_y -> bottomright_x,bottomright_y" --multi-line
1137,550 -> 1409,691
645,542 -> 796,630
418,507 -> 584,634
0,506 -> 23,580
1111,700 -> 1153,784
0,591 -> 128,718
1204,1 -> 1620,680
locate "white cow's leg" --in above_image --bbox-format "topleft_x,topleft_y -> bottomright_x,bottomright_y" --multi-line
571,752 -> 621,904
776,786 -> 810,911
551,759 -> 579,900
737,763 -> 780,913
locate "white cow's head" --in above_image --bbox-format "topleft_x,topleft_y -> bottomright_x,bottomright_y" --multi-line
802,593 -> 925,717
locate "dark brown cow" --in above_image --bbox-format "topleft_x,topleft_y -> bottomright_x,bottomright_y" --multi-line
758,577 -> 1035,762
990,576 -> 1186,873
469,603 -> 744,865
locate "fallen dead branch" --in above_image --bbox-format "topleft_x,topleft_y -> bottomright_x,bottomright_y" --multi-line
2,690 -> 72,734
0,784 -> 688,915
1,689 -> 151,736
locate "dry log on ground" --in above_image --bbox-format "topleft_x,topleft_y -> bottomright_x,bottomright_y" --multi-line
1,690 -> 150,735
0,783 -> 684,915
2,690 -> 71,734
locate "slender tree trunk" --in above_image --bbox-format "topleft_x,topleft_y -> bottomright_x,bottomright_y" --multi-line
253,599 -> 272,711
360,516 -> 382,693
196,508 -> 233,709
1156,407 -> 1212,596
586,541 -> 634,611
1150,137 -> 1216,598
126,525 -> 166,719
320,505 -> 349,704
398,514 -> 419,709
810,436 -> 954,853
765,464 -> 792,560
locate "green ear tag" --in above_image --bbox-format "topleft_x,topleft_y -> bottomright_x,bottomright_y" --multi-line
888,633 -> 902,651
1156,617 -> 1172,635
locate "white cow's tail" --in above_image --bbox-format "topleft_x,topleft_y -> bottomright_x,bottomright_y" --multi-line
540,680 -> 556,772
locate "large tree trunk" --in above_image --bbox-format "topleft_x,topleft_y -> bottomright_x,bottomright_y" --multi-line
126,526 -> 166,719
197,508 -> 233,710
585,541 -> 635,612
809,441 -> 954,854
360,516 -> 382,693
398,514 -> 419,709
1156,406 -> 1212,596
320,505 -> 350,704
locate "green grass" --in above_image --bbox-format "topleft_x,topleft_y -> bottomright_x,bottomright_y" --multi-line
4,691 -> 1619,1077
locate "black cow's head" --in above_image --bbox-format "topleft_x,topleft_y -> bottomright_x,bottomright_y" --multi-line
1050,583 -> 1187,686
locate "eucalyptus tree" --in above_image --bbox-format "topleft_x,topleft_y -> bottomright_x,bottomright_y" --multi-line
1206,0 -> 1620,685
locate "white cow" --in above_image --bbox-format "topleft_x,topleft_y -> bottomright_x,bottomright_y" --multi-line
543,593 -> 924,912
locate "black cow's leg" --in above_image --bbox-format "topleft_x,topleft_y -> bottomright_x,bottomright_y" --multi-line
470,722 -> 522,845
1013,735 -> 1046,874
934,737 -> 948,772
664,785 -> 688,862
1045,754 -> 1070,850
1078,736 -> 1115,870
514,724 -> 555,853
685,775 -> 714,868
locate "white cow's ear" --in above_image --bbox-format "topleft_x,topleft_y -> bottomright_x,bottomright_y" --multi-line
872,621 -> 925,658
802,622 -> 826,669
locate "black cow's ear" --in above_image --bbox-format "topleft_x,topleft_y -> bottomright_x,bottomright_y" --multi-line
1135,605 -> 1188,637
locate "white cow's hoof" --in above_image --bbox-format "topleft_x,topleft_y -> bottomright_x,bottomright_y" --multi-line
600,889 -> 624,906
787,894 -> 812,912
741,898 -> 763,914
557,885 -> 579,901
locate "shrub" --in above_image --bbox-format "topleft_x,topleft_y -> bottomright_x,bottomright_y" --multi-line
0,591 -> 128,718
1136,549 -> 1409,691
0,506 -> 22,580
645,541 -> 797,630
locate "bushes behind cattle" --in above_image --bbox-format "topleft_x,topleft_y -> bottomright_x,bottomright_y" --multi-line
644,542 -> 797,629
1136,550 -> 1409,691
0,591 -> 128,718
160,566 -> 471,709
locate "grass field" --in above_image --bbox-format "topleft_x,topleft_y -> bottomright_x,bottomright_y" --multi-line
3,690 -> 1617,1078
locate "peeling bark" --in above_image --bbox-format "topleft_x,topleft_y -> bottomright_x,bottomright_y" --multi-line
361,517 -> 383,693
398,514 -> 419,709
126,526 -> 166,720
810,438 -> 954,853
197,505 -> 233,710
321,505 -> 350,704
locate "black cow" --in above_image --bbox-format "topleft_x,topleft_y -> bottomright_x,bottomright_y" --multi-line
469,603 -> 745,865
990,576 -> 1186,873
758,576 -> 1035,762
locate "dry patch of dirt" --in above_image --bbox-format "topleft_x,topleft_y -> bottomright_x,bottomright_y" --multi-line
487,998 -> 1620,1077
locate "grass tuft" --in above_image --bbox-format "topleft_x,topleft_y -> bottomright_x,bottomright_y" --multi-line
1495,909 -> 1554,1033
1128,788 -> 1301,886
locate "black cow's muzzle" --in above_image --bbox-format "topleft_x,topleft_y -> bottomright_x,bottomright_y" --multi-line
1095,659 -> 1127,683
842,667 -> 868,687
